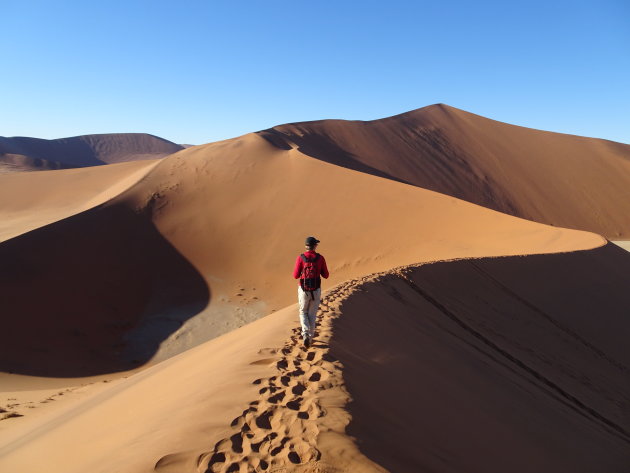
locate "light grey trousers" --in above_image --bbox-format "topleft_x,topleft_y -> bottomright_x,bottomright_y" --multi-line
297,286 -> 321,338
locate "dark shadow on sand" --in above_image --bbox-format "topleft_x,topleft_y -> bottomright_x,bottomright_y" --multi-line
257,129 -> 413,187
328,243 -> 630,472
0,201 -> 210,377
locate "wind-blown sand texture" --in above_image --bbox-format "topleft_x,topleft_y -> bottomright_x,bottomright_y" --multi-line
261,104 -> 630,238
0,106 -> 628,472
0,133 -> 183,171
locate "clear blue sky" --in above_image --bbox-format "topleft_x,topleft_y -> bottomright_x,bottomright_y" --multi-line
2,0 -> 628,145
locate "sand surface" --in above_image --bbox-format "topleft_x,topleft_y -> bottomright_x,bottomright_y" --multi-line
0,108 -> 627,472
262,104 -> 630,238
0,303 -> 300,473
2,244 -> 628,473
0,132 -> 604,378
0,159 -> 160,242
329,245 -> 630,472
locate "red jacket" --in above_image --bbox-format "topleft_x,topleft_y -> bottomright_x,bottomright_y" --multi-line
293,251 -> 329,284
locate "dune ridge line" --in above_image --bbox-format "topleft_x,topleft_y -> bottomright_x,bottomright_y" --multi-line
185,275 -> 388,473
183,245 -> 618,473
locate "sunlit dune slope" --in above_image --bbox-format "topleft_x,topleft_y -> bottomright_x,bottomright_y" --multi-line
119,132 -> 604,317
0,301 -> 299,473
1,244 -> 627,473
0,132 -> 604,377
0,159 -> 160,242
0,133 -> 183,171
260,104 -> 630,238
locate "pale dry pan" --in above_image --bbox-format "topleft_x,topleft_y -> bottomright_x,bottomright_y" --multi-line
612,240 -> 630,252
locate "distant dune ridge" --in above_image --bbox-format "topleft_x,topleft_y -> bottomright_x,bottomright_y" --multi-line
260,104 -> 630,238
1,105 -> 629,473
0,133 -> 183,171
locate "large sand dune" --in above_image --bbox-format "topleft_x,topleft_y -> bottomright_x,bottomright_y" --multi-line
1,244 -> 627,473
0,108 -> 626,473
0,132 -> 603,377
260,104 -> 630,238
329,244 -> 630,472
0,133 -> 183,171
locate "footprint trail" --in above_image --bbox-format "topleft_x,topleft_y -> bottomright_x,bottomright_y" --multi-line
197,278 -> 377,473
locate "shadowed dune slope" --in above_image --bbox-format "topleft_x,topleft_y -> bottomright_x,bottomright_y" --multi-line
0,202 -> 210,377
260,104 -> 630,238
330,243 -> 630,472
1,245 -> 627,473
108,133 -> 603,361
0,133 -> 183,171
0,132 -> 603,376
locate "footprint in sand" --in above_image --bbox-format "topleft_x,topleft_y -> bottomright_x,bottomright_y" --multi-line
167,282 -> 363,473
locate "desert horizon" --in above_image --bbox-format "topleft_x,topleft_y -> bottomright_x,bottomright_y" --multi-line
1,102 -> 629,472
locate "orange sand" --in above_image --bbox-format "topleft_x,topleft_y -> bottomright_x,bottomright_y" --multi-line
262,104 -> 630,238
1,107 -> 627,473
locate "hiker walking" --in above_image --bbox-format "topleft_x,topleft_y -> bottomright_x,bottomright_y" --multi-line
293,236 -> 329,347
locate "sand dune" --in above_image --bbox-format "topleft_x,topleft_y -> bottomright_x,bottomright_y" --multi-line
1,244 -> 627,473
0,159 -> 160,242
329,243 -> 630,472
0,108 -> 625,473
0,303 -> 300,473
0,132 -> 603,378
0,133 -> 183,171
113,132 -> 605,364
260,104 -> 630,238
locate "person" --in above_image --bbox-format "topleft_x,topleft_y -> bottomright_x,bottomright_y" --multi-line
293,236 -> 329,347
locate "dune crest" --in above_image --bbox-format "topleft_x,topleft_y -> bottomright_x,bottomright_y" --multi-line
109,132 -> 603,365
260,104 -> 630,238
2,244 -> 628,473
0,131 -> 605,377
327,244 -> 630,472
0,107 -> 625,473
